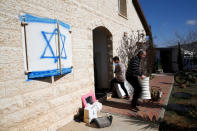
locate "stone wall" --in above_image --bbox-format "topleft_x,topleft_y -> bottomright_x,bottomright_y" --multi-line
0,0 -> 145,130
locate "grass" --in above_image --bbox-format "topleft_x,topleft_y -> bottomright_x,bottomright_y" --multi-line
161,79 -> 197,130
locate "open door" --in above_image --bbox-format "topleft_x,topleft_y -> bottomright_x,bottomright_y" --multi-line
93,26 -> 113,99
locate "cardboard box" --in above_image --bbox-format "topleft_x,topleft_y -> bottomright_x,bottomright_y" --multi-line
84,105 -> 98,123
83,102 -> 102,123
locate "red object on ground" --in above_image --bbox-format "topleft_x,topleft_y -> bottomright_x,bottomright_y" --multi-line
101,75 -> 174,121
81,91 -> 97,108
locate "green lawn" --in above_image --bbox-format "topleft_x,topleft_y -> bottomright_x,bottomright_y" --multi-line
160,80 -> 197,130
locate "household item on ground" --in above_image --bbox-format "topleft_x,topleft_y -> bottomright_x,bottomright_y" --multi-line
106,93 -> 112,100
83,101 -> 102,123
84,109 -> 97,123
156,69 -> 163,74
84,102 -> 102,123
74,108 -> 84,122
81,91 -> 103,123
91,115 -> 113,128
139,77 -> 151,100
81,91 -> 97,108
151,87 -> 162,101
115,83 -> 125,98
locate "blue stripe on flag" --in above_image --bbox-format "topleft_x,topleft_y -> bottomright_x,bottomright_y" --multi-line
20,14 -> 71,29
59,20 -> 71,30
28,67 -> 72,79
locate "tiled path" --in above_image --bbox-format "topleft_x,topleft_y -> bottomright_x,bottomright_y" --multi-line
101,74 -> 174,122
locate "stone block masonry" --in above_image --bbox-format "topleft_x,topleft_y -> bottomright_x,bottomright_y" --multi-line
0,0 -> 145,130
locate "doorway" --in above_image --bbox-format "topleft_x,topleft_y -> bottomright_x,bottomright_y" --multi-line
93,26 -> 113,98
160,49 -> 172,73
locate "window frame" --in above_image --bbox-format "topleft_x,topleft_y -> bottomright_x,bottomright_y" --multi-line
118,0 -> 128,19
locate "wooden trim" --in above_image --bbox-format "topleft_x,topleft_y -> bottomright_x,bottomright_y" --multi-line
118,0 -> 128,19
132,0 -> 152,37
118,13 -> 128,20
57,20 -> 62,75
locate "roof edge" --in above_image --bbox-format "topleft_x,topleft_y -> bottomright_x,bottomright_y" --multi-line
132,0 -> 152,37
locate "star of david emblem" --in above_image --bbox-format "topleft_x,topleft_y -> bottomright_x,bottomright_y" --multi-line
40,28 -> 67,63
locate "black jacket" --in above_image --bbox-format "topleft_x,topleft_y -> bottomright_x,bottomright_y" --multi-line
126,55 -> 142,77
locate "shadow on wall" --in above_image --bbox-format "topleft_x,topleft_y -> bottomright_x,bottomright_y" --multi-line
28,74 -> 67,83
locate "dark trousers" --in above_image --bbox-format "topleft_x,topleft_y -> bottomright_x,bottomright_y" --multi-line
126,76 -> 142,107
110,78 -> 129,97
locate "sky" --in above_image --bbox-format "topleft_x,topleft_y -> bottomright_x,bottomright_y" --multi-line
139,0 -> 197,47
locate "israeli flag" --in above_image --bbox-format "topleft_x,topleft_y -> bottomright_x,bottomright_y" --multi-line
20,14 -> 72,79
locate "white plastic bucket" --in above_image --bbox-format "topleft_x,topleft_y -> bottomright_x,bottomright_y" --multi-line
139,77 -> 151,100
124,80 -> 133,96
115,84 -> 125,98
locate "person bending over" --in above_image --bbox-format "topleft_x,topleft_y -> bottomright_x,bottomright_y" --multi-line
110,56 -> 129,99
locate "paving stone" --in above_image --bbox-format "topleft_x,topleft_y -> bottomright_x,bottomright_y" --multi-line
101,75 -> 174,122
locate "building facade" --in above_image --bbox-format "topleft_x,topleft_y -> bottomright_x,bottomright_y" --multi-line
156,45 -> 197,73
0,0 -> 150,130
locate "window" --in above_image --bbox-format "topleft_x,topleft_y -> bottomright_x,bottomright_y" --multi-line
118,0 -> 127,18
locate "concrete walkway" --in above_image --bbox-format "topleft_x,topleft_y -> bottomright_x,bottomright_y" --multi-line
58,74 -> 173,131
58,113 -> 158,131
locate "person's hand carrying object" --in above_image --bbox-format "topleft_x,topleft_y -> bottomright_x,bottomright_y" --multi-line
140,75 -> 146,80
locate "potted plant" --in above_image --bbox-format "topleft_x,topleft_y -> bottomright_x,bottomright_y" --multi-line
151,87 -> 162,101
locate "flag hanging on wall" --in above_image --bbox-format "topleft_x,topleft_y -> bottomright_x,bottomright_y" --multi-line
20,14 -> 72,79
